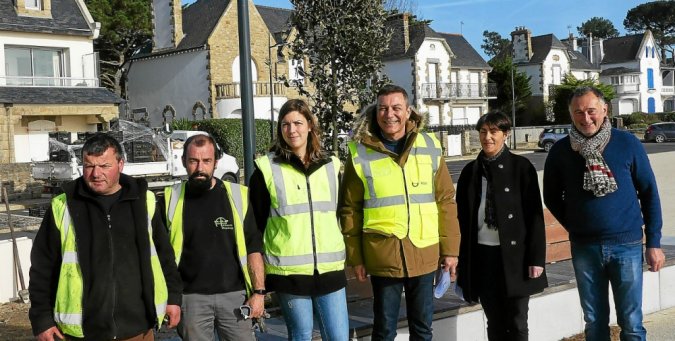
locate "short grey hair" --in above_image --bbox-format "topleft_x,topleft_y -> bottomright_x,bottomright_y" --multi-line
568,86 -> 606,108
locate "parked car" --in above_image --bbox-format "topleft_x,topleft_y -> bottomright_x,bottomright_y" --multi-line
644,122 -> 675,143
538,126 -> 570,152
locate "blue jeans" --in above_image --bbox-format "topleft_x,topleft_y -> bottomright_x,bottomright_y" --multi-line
370,272 -> 435,341
276,288 -> 349,341
571,241 -> 646,341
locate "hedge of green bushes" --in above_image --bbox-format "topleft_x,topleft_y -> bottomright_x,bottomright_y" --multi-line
621,112 -> 675,129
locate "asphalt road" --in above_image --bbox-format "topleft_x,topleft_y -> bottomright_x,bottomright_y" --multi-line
446,141 -> 675,181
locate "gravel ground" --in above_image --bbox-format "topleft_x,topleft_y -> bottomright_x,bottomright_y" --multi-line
0,302 -> 33,340
0,213 -> 42,231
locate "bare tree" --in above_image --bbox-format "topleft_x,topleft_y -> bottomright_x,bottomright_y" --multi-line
383,0 -> 418,15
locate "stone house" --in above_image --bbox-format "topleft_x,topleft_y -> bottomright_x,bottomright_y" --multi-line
439,32 -> 494,126
512,26 -> 672,117
382,14 -> 495,127
126,0 -> 303,128
594,31 -> 667,115
510,27 -> 599,119
0,0 -> 120,164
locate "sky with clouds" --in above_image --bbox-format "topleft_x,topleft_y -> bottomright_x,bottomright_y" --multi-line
183,0 -> 650,60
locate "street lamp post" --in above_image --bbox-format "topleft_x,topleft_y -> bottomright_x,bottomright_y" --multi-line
268,34 -> 287,141
511,61 -> 517,150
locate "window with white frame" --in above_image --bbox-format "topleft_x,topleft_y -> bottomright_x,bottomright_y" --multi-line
610,76 -> 622,85
625,75 -> 639,84
290,58 -> 304,83
25,0 -> 41,10
5,46 -> 64,86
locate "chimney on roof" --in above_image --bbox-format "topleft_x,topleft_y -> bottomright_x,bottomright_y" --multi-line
511,26 -> 533,63
569,33 -> 578,51
387,13 -> 411,54
587,33 -> 593,64
152,0 -> 184,51
592,38 -> 604,66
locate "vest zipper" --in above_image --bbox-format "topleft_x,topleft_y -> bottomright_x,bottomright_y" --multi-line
107,214 -> 118,339
306,175 -> 318,271
401,166 -> 411,277
401,168 -> 411,237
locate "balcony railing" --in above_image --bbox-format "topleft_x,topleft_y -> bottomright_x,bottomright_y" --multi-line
215,81 -> 287,99
0,76 -> 99,87
661,86 -> 674,95
613,84 -> 640,94
421,82 -> 497,100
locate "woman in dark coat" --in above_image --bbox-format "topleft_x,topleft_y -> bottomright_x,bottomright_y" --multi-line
456,112 -> 548,341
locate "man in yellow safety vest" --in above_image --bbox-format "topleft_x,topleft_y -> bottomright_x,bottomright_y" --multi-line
160,134 -> 265,340
340,84 -> 461,340
29,133 -> 182,341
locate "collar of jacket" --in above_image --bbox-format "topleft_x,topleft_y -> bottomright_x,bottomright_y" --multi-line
271,152 -> 335,175
474,148 -> 513,176
64,173 -> 147,203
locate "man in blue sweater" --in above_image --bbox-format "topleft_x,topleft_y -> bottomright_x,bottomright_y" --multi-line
544,86 -> 665,340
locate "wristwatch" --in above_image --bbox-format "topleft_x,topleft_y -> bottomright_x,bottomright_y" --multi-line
252,289 -> 267,295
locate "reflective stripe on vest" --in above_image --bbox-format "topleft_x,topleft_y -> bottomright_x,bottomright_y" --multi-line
348,133 -> 442,248
51,192 -> 168,338
255,154 -> 345,276
164,181 -> 253,295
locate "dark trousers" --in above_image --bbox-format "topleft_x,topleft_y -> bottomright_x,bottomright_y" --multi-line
370,272 -> 435,341
477,244 -> 530,341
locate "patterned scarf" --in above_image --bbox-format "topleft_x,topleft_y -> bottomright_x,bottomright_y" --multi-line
569,118 -> 618,197
479,145 -> 507,230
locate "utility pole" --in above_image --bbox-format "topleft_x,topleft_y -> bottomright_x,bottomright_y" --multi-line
511,61 -> 517,150
238,0 -> 256,184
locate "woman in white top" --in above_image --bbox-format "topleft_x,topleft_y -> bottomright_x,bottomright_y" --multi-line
456,112 -> 548,341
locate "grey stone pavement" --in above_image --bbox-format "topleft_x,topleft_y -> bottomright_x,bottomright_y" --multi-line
640,150 -> 675,341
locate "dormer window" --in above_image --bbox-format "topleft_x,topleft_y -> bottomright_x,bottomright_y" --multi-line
25,0 -> 41,10
15,0 -> 50,18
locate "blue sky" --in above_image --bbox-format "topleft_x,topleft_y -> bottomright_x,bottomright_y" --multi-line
183,0 -> 649,60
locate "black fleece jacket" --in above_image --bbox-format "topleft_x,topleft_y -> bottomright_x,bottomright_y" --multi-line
28,174 -> 182,340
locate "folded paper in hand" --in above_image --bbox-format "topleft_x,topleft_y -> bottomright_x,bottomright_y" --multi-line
434,270 -> 451,298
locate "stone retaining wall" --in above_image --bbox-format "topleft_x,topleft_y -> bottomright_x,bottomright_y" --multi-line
0,164 -> 42,201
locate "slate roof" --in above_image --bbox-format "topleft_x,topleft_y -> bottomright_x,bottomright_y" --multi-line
133,0 -> 230,59
600,67 -> 641,76
0,0 -> 92,36
438,33 -> 489,69
567,49 -> 596,70
0,87 -> 121,105
602,33 -> 645,64
384,21 -> 444,61
525,34 -> 567,64
256,5 -> 292,36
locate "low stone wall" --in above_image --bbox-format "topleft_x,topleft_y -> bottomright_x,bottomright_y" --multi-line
0,163 -> 42,201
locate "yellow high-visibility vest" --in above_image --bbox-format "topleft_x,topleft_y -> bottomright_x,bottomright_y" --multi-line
348,133 -> 442,248
255,154 -> 345,276
164,181 -> 253,295
51,192 -> 168,338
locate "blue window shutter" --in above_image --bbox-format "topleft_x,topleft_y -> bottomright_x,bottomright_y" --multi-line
652,47 -> 655,58
648,97 -> 656,113
648,68 -> 654,89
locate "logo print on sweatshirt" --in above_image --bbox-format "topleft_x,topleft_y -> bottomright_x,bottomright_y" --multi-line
214,217 -> 233,230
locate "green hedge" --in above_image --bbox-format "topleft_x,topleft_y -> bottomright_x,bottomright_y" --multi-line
621,112 -> 675,126
172,119 -> 274,165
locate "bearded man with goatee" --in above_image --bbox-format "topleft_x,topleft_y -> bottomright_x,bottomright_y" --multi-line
159,134 -> 266,341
